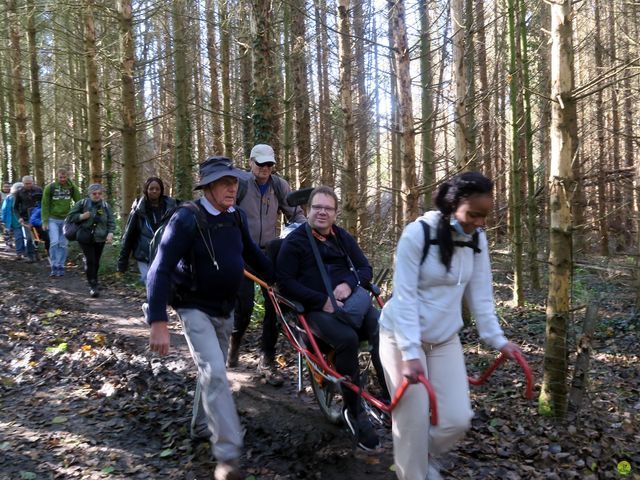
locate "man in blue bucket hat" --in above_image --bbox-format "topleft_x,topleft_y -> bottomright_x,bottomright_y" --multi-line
146,156 -> 273,480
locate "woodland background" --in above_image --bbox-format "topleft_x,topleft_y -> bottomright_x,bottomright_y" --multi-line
0,0 -> 639,419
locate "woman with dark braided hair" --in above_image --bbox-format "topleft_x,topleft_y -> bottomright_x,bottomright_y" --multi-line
379,172 -> 522,480
117,177 -> 177,284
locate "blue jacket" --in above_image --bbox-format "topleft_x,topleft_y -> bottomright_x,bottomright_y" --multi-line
2,196 -> 20,229
276,223 -> 373,312
29,206 -> 43,227
147,199 -> 274,322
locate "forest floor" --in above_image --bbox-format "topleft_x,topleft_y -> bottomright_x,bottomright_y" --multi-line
0,241 -> 639,480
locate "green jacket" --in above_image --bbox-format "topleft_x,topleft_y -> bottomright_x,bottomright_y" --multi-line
66,198 -> 116,243
42,180 -> 82,223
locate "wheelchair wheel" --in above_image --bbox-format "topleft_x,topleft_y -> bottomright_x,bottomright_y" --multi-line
306,360 -> 344,425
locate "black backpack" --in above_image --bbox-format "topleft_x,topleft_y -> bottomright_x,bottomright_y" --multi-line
148,200 -> 243,303
419,220 -> 481,265
236,174 -> 288,208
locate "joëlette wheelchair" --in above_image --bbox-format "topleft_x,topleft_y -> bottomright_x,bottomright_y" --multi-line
246,188 -> 533,430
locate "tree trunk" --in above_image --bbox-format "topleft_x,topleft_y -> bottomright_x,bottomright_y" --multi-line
282,2 -> 293,180
518,0 -> 539,289
540,0 -> 575,420
420,0 -> 434,209
205,0 -> 223,155
337,0 -> 357,234
0,52 -> 10,182
507,0 -> 523,306
118,0 -> 138,225
83,0 -> 103,184
474,0 -> 490,173
389,0 -> 418,223
219,0 -> 233,158
291,0 -> 311,187
567,303 -> 598,421
252,0 -> 279,150
315,0 -> 333,186
594,1 -> 608,256
607,5 -> 622,251
354,0 -> 370,234
173,0 -> 194,199
8,0 -> 30,178
451,0 -> 470,169
27,0 -> 44,185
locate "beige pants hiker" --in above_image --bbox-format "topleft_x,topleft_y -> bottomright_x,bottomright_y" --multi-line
178,308 -> 243,463
380,330 -> 474,480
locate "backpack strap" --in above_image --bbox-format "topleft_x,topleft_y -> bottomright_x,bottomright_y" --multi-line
419,220 -> 481,266
419,221 -> 438,266
236,177 -> 248,204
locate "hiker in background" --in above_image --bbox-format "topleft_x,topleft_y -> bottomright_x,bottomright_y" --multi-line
228,144 -> 305,385
147,156 -> 273,480
1,182 -> 13,249
379,172 -> 522,480
13,176 -> 43,263
42,168 -> 82,276
29,200 -> 50,260
117,176 -> 177,285
65,184 -> 115,298
1,182 -> 24,258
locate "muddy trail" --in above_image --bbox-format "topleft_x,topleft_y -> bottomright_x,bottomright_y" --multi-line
1,242 -> 639,479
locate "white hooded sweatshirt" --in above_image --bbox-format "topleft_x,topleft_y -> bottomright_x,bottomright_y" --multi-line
380,210 -> 508,361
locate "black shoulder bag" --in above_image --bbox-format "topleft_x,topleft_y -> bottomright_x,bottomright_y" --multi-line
305,223 -> 370,329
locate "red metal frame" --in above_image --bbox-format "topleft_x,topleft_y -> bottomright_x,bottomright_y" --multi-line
245,270 -> 534,427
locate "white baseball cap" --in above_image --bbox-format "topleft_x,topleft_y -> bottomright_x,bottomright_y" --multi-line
250,144 -> 276,165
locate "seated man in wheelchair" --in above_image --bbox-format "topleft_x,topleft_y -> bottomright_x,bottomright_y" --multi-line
276,185 -> 388,451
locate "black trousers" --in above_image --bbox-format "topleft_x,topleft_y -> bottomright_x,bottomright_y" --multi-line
79,241 -> 105,287
306,305 -> 388,415
233,275 -> 278,358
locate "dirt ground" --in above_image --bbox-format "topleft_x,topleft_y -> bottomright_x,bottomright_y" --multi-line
1,242 -> 639,480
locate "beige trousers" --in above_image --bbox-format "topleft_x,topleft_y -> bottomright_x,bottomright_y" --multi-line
380,329 -> 474,480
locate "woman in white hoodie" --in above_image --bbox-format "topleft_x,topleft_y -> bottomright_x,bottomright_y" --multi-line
379,172 -> 521,480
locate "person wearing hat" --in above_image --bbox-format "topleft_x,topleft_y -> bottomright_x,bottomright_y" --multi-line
228,144 -> 306,381
146,156 -> 273,480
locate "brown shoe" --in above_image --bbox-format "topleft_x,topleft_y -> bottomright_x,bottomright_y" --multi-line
257,355 -> 284,387
214,460 -> 243,480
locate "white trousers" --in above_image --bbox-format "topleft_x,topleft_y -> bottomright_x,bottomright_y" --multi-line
177,308 -> 243,462
380,329 -> 474,480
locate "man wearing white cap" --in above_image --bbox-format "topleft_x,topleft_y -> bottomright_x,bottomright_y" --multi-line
228,144 -> 305,382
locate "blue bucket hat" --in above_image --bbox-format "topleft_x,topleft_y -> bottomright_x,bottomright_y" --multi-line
194,156 -> 243,190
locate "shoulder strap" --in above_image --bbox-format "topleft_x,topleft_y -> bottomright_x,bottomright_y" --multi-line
305,223 -> 338,310
420,221 -> 437,265
236,177 -> 248,204
271,175 -> 287,208
420,220 -> 481,265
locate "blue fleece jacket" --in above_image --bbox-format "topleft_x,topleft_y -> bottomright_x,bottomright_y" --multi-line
276,223 -> 373,312
147,199 -> 274,322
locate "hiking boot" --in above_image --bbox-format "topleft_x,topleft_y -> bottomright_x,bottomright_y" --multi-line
257,354 -> 284,387
49,269 -> 56,277
227,337 -> 241,368
214,460 -> 243,480
57,267 -> 65,277
343,408 -> 380,452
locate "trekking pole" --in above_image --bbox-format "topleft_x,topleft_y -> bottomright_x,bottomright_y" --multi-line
467,350 -> 534,399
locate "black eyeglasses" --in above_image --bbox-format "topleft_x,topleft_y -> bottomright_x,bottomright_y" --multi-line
310,205 -> 336,213
256,162 -> 275,168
